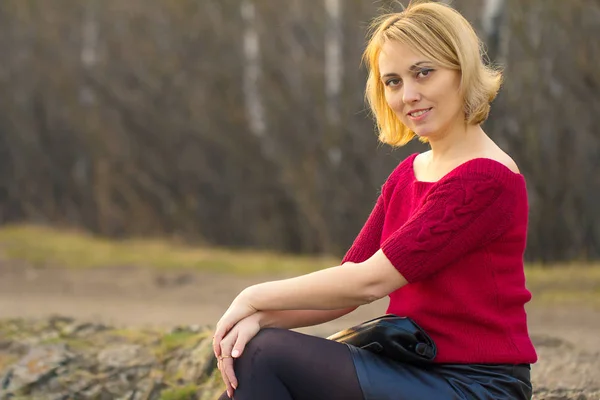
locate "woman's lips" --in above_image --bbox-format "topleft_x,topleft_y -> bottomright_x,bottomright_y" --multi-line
407,107 -> 432,121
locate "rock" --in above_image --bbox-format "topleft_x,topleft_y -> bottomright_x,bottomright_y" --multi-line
97,344 -> 155,370
0,317 -> 220,399
137,380 -> 169,400
2,343 -> 72,394
179,338 -> 218,383
62,321 -> 108,337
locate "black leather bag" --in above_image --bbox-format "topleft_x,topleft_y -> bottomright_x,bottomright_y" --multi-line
327,314 -> 437,365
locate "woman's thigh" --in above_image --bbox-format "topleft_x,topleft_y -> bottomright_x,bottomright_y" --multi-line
219,328 -> 365,400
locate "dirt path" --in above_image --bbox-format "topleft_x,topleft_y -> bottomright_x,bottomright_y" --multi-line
1,262 -> 599,393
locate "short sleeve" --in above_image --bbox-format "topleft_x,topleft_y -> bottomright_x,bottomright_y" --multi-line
380,175 -> 521,283
341,153 -> 416,265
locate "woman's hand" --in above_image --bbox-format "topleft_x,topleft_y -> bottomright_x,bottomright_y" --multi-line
213,289 -> 258,357
215,312 -> 262,398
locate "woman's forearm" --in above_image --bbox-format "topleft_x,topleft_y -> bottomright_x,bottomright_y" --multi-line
244,262 -> 381,311
258,307 -> 358,330
240,250 -> 406,313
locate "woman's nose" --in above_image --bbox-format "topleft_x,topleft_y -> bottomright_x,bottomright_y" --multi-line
402,83 -> 421,104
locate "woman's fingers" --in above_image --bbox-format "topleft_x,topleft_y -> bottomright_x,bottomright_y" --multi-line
222,356 -> 237,392
219,358 -> 234,398
213,319 -> 233,358
215,300 -> 257,344
219,331 -> 238,397
213,329 -> 222,359
221,317 -> 262,392
231,319 -> 261,360
213,293 -> 258,359
213,305 -> 262,398
213,316 -> 235,358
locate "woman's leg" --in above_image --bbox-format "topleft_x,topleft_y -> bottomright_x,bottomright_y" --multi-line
217,328 -> 364,400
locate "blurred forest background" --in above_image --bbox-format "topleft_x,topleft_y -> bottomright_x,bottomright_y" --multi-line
0,0 -> 598,263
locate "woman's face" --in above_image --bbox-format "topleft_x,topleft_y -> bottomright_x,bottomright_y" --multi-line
378,40 -> 464,140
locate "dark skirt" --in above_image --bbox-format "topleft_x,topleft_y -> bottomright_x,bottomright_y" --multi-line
347,344 -> 533,400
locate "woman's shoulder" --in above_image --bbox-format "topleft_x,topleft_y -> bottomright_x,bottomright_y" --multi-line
452,155 -> 522,183
477,151 -> 520,175
437,157 -> 527,199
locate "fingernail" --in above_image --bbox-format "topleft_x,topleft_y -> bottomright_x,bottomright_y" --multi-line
227,390 -> 231,398
232,349 -> 240,358
232,383 -> 238,389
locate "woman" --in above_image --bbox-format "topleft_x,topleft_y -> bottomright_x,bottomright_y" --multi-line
212,1 -> 537,399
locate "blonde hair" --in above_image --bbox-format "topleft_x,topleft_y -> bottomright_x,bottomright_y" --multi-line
363,0 -> 503,146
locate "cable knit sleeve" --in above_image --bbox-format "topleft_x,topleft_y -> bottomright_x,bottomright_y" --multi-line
381,174 -> 522,283
340,155 -> 416,264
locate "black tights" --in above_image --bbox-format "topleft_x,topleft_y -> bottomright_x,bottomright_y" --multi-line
217,328 -> 364,400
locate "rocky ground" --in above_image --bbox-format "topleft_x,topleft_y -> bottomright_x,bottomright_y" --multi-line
0,262 -> 599,399
0,317 -> 222,400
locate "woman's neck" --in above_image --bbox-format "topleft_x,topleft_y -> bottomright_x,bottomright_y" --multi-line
427,123 -> 487,163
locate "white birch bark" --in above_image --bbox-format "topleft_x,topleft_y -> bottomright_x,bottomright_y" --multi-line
80,0 -> 98,105
241,0 -> 266,138
482,0 -> 505,37
482,0 -> 509,64
325,0 -> 343,126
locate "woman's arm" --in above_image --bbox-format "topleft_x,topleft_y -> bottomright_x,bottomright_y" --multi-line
258,307 -> 358,330
250,168 -> 398,314
243,250 -> 407,311
242,174 -> 521,311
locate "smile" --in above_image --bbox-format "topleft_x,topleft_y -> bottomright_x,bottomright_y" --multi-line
407,108 -> 432,121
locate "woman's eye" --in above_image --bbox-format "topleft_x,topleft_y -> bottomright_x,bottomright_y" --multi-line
417,69 -> 433,78
385,78 -> 401,87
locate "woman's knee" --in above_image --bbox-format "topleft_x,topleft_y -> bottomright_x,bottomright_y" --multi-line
235,328 -> 289,371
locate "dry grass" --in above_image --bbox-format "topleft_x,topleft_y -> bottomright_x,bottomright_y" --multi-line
525,264 -> 600,306
0,224 -> 598,305
0,224 -> 337,275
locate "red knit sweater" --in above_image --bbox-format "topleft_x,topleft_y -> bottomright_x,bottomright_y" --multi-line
342,153 -> 538,364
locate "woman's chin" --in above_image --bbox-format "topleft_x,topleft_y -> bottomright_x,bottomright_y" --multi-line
413,129 -> 435,140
